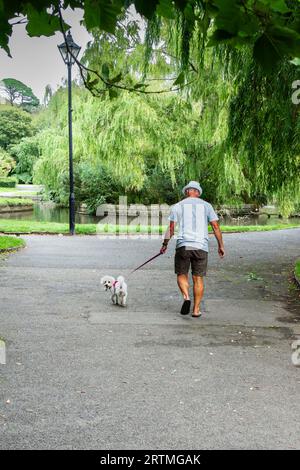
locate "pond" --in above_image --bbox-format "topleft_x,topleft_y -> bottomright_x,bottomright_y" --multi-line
1,202 -> 300,226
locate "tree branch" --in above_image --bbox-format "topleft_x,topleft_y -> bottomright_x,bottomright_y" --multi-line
57,6 -> 198,97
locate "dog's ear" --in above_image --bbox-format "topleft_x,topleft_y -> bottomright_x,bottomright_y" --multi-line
100,277 -> 105,284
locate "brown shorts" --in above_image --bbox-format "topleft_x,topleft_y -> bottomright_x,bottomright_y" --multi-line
175,246 -> 208,276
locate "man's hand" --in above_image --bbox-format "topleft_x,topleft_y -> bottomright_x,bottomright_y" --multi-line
218,245 -> 225,258
160,243 -> 168,254
210,221 -> 225,259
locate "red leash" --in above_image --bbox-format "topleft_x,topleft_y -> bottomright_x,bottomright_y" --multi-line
130,252 -> 163,274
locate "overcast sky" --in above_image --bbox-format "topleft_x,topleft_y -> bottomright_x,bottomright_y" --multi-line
0,9 -> 92,103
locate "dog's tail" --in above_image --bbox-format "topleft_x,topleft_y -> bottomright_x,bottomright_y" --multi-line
117,275 -> 125,284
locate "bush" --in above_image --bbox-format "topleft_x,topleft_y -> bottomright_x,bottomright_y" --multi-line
0,105 -> 34,150
74,162 -> 120,213
34,158 -> 121,212
0,148 -> 16,177
0,176 -> 17,187
0,197 -> 33,206
9,137 -> 40,183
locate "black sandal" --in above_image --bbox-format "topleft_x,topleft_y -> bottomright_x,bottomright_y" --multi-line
180,299 -> 191,315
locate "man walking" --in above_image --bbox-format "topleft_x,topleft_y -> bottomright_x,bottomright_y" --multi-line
160,181 -> 225,317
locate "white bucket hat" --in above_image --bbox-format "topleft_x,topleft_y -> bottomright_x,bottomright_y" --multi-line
182,180 -> 202,196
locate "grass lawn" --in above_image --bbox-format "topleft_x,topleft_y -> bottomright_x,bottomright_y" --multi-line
0,187 -> 19,193
0,186 -> 38,192
0,191 -> 38,196
295,259 -> 300,280
0,235 -> 25,251
0,198 -> 34,206
0,219 -> 299,235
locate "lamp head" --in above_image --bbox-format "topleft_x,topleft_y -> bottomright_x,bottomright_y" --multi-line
58,31 -> 81,65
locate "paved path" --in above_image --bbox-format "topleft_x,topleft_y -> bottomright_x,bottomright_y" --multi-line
0,230 -> 300,449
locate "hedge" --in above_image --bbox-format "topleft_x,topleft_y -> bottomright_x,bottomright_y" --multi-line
0,176 -> 18,188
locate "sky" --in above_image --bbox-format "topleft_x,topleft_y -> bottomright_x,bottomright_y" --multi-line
0,9 -> 92,103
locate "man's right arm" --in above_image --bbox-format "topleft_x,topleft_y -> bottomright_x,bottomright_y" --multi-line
160,220 -> 176,254
210,220 -> 225,258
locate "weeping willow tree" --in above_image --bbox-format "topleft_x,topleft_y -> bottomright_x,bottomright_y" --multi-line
32,6 -> 300,215
225,51 -> 300,216
33,85 -> 205,205
140,13 -> 300,215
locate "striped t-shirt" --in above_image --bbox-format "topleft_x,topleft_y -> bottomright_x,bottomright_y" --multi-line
168,197 -> 219,252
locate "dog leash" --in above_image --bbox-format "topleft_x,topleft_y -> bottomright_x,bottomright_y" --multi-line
129,251 -> 163,275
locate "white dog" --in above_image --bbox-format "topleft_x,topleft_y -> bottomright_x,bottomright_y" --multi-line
101,275 -> 128,307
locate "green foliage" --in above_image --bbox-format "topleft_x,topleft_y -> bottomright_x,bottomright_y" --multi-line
1,78 -> 39,111
226,52 -> 300,216
74,162 -> 120,213
295,259 -> 300,280
0,148 -> 15,176
0,176 -> 17,187
5,11 -> 295,215
0,105 -> 34,150
24,3 -> 69,38
33,86 -> 193,205
0,235 -> 25,251
32,38 -> 300,215
83,0 -> 123,34
2,1 -> 300,73
0,197 -> 33,206
9,137 -> 40,183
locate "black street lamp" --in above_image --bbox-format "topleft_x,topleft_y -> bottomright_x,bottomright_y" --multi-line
58,31 -> 81,235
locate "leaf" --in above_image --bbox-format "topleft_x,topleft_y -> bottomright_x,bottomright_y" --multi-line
133,83 -> 147,89
174,0 -> 189,11
87,72 -> 100,88
89,78 -> 100,87
259,0 -> 290,14
254,26 -> 300,71
108,73 -> 122,84
108,88 -> 118,99
208,29 -> 236,46
101,63 -> 110,80
253,33 -> 281,72
173,72 -> 185,86
25,5 -> 69,37
290,58 -> 300,67
84,0 -> 123,34
212,0 -> 242,34
0,5 -> 12,55
267,25 -> 300,56
134,0 -> 159,19
156,0 -> 176,19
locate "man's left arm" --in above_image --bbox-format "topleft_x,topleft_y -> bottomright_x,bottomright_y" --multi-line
208,204 -> 225,258
210,220 -> 225,258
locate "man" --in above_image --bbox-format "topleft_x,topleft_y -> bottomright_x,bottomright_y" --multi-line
160,181 -> 225,317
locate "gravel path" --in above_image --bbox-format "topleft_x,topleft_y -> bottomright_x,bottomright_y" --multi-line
0,229 -> 299,449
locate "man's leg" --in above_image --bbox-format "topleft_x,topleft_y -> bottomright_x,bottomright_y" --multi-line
177,274 -> 190,300
192,275 -> 204,315
175,248 -> 191,314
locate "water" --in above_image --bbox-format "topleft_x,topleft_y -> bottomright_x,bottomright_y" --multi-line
0,203 -> 97,224
1,202 -> 300,226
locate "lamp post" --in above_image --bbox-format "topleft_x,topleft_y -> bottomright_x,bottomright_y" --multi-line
58,31 -> 81,235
